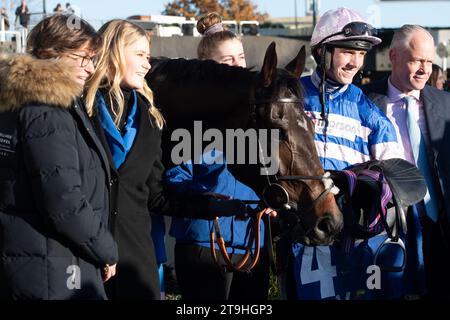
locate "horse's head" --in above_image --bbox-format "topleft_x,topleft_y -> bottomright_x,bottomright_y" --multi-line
147,49 -> 342,244
252,42 -> 343,245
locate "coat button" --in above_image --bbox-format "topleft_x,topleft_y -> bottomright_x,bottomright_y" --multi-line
112,210 -> 118,215
109,178 -> 117,186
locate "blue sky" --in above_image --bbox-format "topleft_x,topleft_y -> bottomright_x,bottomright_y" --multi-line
23,0 -> 450,29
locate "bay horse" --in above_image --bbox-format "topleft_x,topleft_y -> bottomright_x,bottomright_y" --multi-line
147,42 -> 342,245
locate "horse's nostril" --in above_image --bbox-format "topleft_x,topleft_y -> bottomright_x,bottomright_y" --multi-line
316,213 -> 343,235
316,216 -> 333,234
310,212 -> 343,244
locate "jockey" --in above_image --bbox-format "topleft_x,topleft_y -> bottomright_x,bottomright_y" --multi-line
303,7 -> 401,169
283,7 -> 424,300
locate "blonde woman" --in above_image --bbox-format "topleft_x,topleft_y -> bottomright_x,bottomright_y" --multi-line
85,20 -> 167,300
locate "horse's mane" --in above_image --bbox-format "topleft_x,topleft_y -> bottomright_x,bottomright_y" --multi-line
149,57 -> 256,90
147,57 -> 257,120
147,57 -> 306,133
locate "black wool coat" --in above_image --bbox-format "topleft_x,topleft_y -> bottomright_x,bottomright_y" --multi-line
0,55 -> 118,300
91,92 -> 169,300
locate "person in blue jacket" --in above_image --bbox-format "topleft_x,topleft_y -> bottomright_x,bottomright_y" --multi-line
282,7 -> 413,300
164,12 -> 275,301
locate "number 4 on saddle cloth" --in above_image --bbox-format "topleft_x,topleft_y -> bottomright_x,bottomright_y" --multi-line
330,158 -> 427,272
286,158 -> 427,300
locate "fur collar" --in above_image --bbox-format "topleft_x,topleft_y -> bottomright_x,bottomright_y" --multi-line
0,54 -> 82,112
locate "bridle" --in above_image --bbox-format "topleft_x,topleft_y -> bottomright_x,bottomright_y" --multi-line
249,93 -> 339,215
209,87 -> 338,272
263,173 -> 338,215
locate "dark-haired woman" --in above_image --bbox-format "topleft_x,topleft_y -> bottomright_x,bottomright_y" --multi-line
0,14 -> 118,300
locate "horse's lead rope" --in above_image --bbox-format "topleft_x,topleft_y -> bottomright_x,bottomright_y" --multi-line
209,209 -> 265,273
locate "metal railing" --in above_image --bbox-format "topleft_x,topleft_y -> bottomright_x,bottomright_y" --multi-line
1,15 -> 28,53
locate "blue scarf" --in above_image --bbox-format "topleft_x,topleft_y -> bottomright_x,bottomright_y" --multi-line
97,90 -> 139,169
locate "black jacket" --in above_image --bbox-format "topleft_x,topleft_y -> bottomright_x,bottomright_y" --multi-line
0,55 -> 118,300
362,76 -> 450,298
91,92 -> 168,300
91,90 -> 250,299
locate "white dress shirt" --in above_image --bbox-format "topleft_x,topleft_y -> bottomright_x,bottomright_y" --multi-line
386,77 -> 429,164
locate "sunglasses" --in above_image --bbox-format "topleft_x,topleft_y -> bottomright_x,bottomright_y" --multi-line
320,22 -> 378,45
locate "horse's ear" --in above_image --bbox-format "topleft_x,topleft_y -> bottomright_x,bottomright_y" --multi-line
285,45 -> 306,79
261,42 -> 278,87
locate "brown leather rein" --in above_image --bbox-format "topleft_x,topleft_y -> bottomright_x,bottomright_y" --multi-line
208,95 -> 314,272
209,208 -> 265,273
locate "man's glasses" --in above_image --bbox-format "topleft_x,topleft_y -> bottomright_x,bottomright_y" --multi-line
320,22 -> 378,45
68,53 -> 97,67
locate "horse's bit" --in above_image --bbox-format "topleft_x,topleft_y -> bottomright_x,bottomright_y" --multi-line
209,94 -> 339,272
249,95 -> 339,215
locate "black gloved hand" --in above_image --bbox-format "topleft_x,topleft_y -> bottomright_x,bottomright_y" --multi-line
206,197 -> 247,218
174,193 -> 247,220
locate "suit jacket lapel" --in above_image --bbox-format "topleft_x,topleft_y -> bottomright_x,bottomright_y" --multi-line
421,88 -> 442,158
363,76 -> 390,113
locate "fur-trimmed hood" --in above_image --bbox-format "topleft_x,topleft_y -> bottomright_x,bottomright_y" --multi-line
0,54 -> 82,112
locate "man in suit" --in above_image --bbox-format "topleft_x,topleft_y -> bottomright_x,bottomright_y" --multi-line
362,24 -> 450,298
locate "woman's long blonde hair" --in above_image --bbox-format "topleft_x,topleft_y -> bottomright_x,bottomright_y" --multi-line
85,19 -> 164,129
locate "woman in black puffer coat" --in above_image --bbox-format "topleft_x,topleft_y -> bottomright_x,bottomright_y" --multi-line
0,14 -> 118,300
